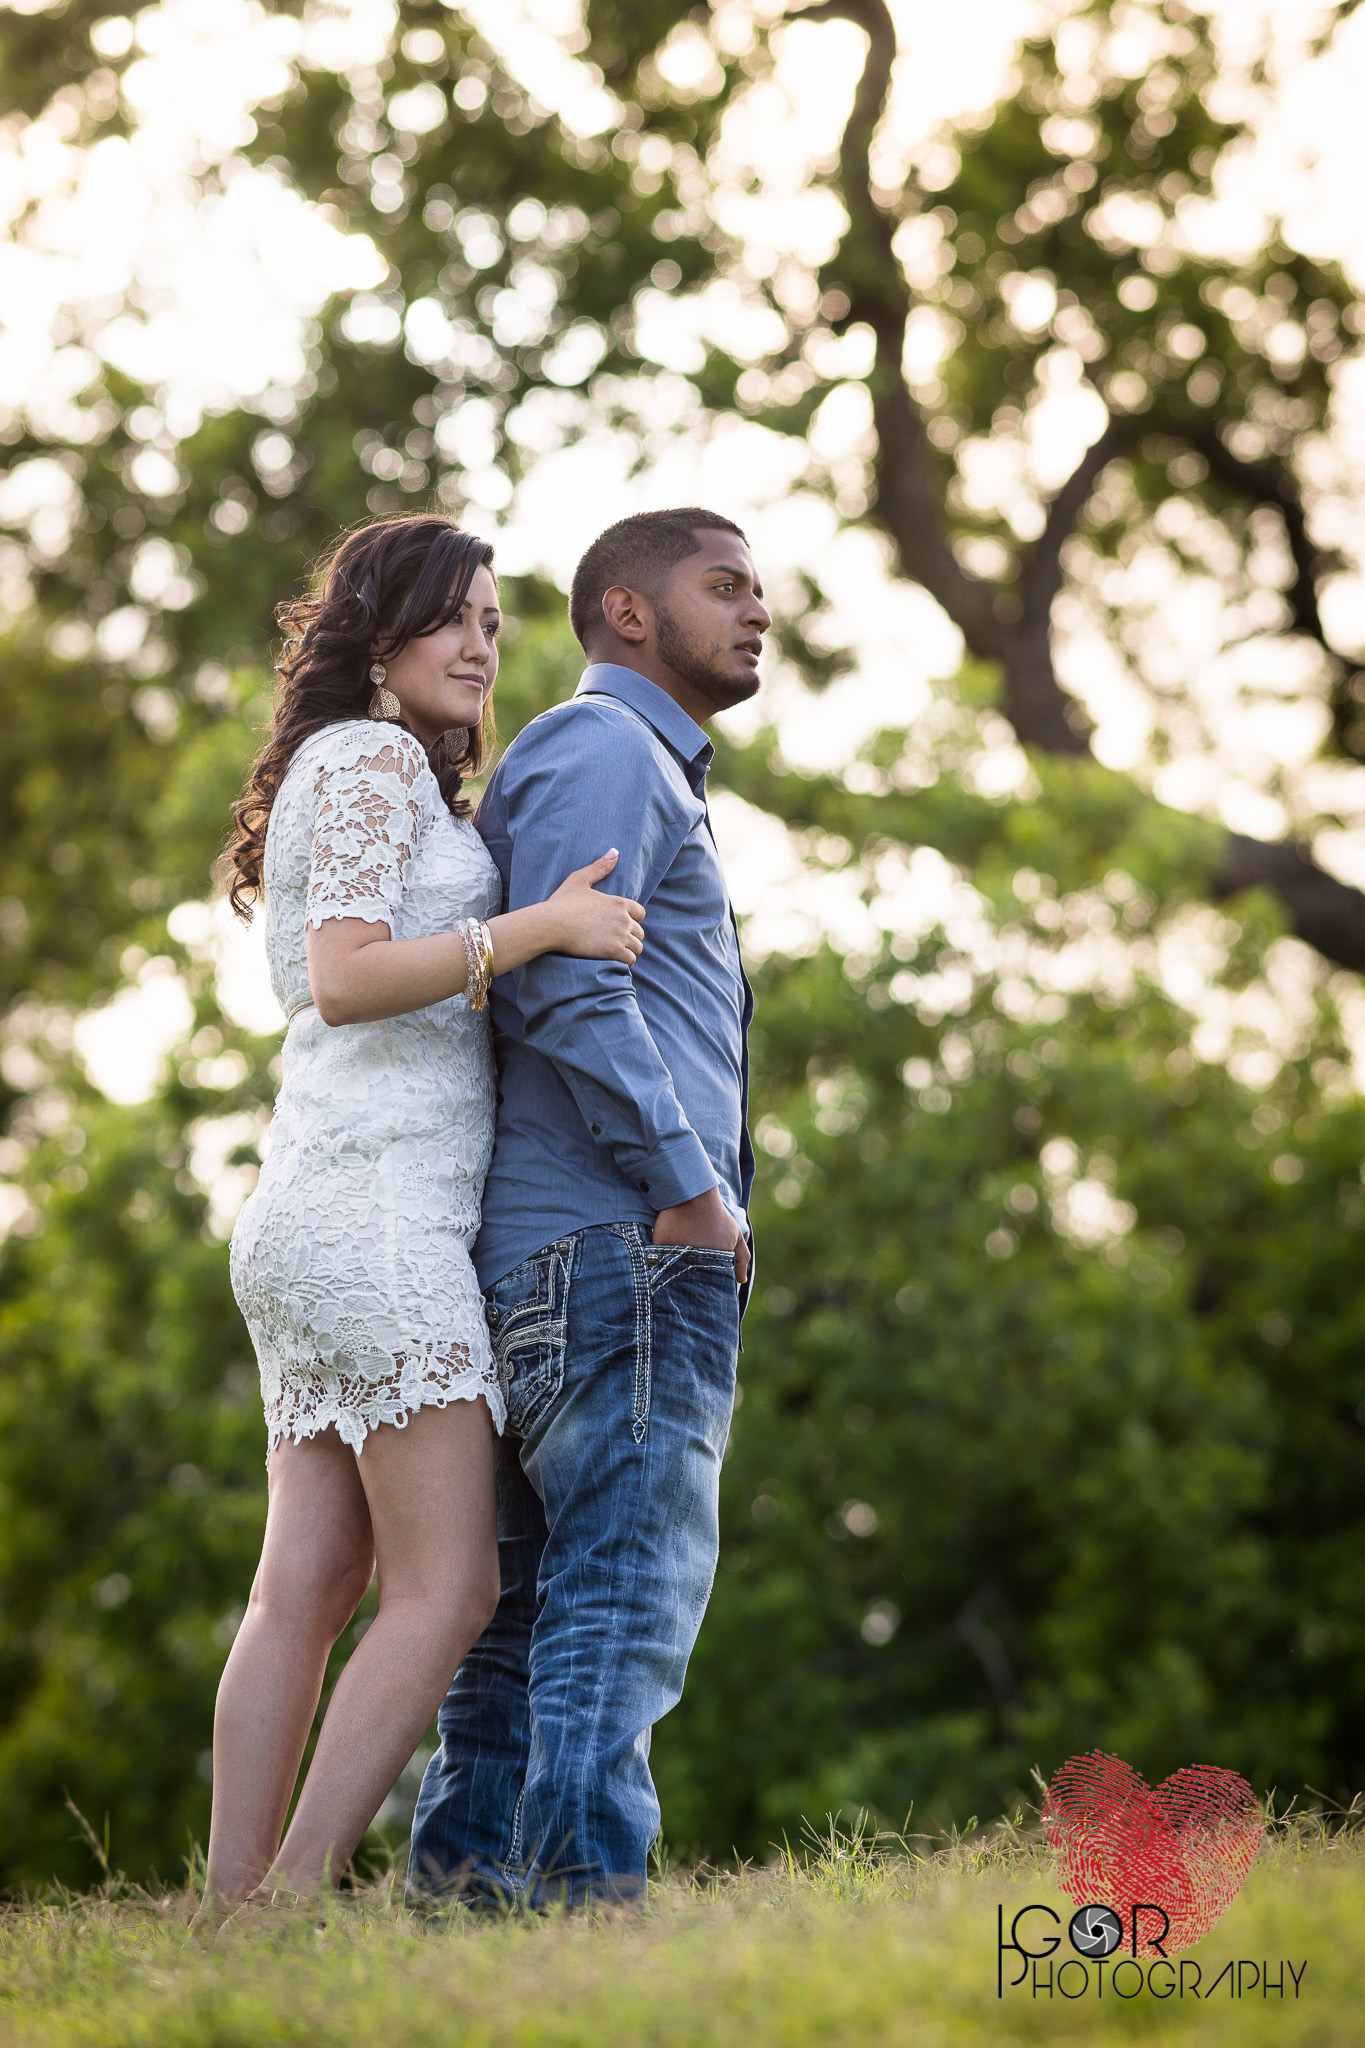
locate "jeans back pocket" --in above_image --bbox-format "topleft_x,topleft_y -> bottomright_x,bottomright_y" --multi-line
485,1241 -> 573,1439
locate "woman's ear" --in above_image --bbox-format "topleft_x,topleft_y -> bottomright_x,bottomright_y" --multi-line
599,584 -> 649,645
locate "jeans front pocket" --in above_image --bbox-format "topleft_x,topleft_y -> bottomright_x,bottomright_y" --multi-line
485,1241 -> 573,1439
641,1243 -> 738,1300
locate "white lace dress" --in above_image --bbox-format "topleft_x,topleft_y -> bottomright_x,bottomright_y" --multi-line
229,720 -> 505,1455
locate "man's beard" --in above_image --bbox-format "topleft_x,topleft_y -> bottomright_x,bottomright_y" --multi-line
655,602 -> 760,711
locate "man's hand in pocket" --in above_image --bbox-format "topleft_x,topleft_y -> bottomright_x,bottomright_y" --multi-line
651,1186 -> 750,1285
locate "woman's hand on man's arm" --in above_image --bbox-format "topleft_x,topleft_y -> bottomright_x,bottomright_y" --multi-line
305,850 -> 644,1025
534,849 -> 645,964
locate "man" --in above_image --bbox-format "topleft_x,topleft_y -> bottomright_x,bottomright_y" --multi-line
408,507 -> 769,1906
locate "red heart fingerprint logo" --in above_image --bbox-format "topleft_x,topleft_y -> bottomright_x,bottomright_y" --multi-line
1041,1751 -> 1262,1953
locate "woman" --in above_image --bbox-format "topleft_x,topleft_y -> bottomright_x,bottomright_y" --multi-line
200,514 -> 643,1925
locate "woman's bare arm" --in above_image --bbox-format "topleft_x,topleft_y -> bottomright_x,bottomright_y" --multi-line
306,849 -> 643,1026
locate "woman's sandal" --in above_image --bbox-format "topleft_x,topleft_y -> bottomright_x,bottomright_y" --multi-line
184,1905 -> 229,1946
216,1884 -> 324,1940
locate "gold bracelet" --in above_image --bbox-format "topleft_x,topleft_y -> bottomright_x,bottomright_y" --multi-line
471,926 -> 491,1011
461,918 -> 495,1011
457,919 -> 487,1011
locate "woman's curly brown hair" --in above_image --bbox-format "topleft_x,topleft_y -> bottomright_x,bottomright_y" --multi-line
226,514 -> 496,920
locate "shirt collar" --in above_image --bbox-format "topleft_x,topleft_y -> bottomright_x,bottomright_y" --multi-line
575,663 -> 713,771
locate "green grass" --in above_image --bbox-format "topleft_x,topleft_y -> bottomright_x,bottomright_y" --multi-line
1,1818 -> 1360,2046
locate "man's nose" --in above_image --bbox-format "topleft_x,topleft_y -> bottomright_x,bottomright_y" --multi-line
748,598 -> 772,634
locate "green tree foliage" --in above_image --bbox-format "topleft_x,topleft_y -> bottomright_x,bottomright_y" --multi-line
827,0 -> 1365,964
0,1099 -> 260,1885
659,766 -> 1365,1849
3,1 -> 1365,1889
587,0 -> 1365,962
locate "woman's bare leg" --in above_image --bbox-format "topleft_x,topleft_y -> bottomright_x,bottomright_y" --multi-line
254,1397 -> 499,1897
201,1431 -> 376,1915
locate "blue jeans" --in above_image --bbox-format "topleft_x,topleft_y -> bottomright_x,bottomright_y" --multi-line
408,1222 -> 739,1906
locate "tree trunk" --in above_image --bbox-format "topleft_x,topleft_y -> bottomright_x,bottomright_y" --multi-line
804,0 -> 1365,975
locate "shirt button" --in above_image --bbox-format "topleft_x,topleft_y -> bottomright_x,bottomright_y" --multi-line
639,1180 -> 650,1192
591,1123 -> 601,1134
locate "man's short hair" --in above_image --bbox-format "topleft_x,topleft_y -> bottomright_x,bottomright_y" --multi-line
569,507 -> 748,648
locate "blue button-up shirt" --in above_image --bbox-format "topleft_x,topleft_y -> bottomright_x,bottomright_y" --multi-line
473,663 -> 755,1290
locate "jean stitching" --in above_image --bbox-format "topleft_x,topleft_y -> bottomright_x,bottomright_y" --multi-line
627,1228 -> 651,1445
497,1248 -> 570,1439
506,1782 -> 527,1895
644,1243 -> 733,1256
551,1243 -> 571,1407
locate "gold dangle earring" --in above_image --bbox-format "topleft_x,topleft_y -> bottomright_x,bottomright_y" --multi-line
368,662 -> 401,720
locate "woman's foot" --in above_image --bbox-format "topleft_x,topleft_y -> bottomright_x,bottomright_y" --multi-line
216,1882 -> 322,1940
184,1895 -> 237,1945
215,1884 -> 298,1933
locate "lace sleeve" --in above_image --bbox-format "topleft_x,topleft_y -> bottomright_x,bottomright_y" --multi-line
306,732 -> 428,928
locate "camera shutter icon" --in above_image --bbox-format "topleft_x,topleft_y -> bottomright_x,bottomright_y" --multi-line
1069,1904 -> 1124,1957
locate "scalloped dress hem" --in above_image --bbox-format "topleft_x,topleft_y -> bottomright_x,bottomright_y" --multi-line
261,1355 -> 507,1460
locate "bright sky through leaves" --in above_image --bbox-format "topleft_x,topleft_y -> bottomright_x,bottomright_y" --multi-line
13,0 -> 1365,1110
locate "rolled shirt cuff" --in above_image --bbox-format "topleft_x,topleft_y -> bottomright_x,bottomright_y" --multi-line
616,1129 -> 720,1211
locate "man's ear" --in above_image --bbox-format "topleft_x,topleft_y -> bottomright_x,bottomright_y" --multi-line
599,583 -> 649,645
